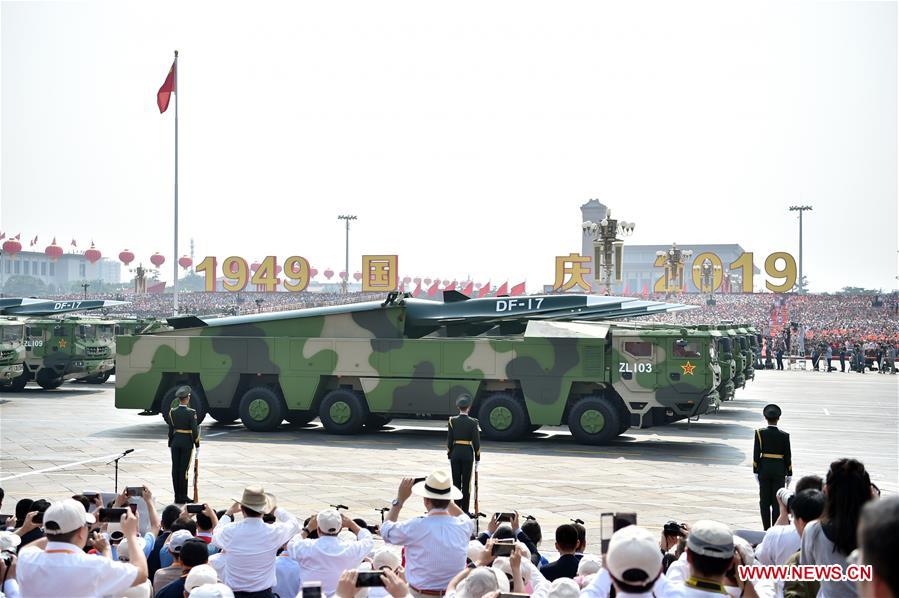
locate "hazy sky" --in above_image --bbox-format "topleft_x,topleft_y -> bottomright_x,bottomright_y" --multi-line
2,0 -> 896,292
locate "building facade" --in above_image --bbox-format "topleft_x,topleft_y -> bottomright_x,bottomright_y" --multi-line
0,250 -> 121,292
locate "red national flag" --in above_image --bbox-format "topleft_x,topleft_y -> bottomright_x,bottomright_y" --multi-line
477,282 -> 491,298
71,239 -> 77,247
642,284 -> 649,298
622,283 -> 629,295
14,233 -> 21,240
510,281 -> 526,296
147,281 -> 167,294
427,281 -> 440,296
0,232 -> 5,240
462,281 -> 474,296
412,283 -> 422,297
157,60 -> 177,114
445,281 -> 457,291
30,235 -> 38,246
496,281 -> 509,296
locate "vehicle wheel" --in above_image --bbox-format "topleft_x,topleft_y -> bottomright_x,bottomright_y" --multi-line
318,389 -> 368,435
207,407 -> 239,425
87,372 -> 111,384
0,373 -> 27,392
567,396 -> 621,445
285,411 -> 316,426
365,414 -> 393,430
238,386 -> 285,432
36,368 -> 64,390
477,392 -> 529,441
161,383 -> 208,425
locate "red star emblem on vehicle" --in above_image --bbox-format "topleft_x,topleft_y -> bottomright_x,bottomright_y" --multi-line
681,361 -> 696,375
58,339 -> 67,349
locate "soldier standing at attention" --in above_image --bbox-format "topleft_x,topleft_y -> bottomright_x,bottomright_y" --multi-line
753,404 -> 792,530
447,394 -> 480,514
168,386 -> 200,504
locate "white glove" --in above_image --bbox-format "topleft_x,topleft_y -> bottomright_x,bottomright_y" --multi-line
475,462 -> 479,473
755,474 -> 759,484
785,477 -> 792,487
194,446 -> 200,457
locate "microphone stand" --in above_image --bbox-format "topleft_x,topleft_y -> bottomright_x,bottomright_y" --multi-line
106,449 -> 135,495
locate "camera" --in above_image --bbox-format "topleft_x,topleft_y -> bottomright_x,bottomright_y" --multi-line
302,582 -> 322,598
777,487 -> 794,507
1,551 -> 13,568
663,521 -> 687,537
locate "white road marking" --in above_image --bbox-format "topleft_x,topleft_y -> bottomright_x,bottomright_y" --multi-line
0,449 -> 145,482
823,408 -> 830,416
206,432 -> 229,437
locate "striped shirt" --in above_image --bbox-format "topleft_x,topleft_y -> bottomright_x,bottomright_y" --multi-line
381,513 -> 473,591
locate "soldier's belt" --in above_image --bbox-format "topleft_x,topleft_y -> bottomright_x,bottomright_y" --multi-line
175,429 -> 194,434
760,453 -> 784,459
453,440 -> 473,445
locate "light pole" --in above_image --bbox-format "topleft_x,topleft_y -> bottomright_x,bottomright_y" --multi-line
81,282 -> 90,299
337,214 -> 357,295
582,211 -> 635,294
693,258 -> 721,305
789,205 -> 812,293
656,243 -> 693,296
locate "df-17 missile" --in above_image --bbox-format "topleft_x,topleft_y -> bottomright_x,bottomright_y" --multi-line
0,298 -> 129,316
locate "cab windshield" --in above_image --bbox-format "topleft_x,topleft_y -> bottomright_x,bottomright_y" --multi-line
78,324 -> 96,339
1,325 -> 23,342
717,338 -> 732,353
97,325 -> 114,339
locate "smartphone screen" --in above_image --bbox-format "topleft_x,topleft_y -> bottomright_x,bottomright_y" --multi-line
128,503 -> 138,515
33,512 -> 44,524
98,508 -> 128,522
302,582 -> 322,598
355,571 -> 385,587
186,504 -> 205,514
126,486 -> 143,497
0,514 -> 10,526
412,477 -> 426,484
600,513 -> 613,555
492,541 -> 515,557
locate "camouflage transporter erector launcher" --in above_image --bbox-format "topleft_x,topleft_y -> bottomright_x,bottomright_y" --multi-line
114,292 -> 720,445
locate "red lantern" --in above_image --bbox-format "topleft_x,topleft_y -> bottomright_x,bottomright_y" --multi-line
403,276 -> 412,284
251,261 -> 261,272
45,238 -> 63,261
150,252 -> 165,268
310,268 -> 319,277
178,255 -> 193,270
324,269 -> 334,280
119,249 -> 135,265
2,238 -> 21,258
424,278 -> 432,285
339,271 -> 347,280
353,272 -> 362,281
413,277 -> 421,284
274,265 -> 282,276
442,280 -> 450,286
84,242 -> 101,264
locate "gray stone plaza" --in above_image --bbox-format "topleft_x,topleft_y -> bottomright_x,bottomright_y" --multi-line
1,370 -> 896,552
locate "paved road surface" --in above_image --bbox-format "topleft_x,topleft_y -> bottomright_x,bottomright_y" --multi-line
1,369 -> 896,552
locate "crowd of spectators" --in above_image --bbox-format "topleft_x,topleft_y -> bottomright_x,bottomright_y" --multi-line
0,458 -> 895,598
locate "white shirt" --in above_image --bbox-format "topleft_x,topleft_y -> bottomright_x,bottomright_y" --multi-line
212,508 -> 300,592
287,529 -> 374,594
380,513 -> 473,590
756,525 -> 800,566
16,540 -> 138,598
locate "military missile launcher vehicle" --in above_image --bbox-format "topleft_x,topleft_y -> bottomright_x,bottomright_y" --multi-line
115,292 -> 721,445
0,318 -> 26,386
0,298 -> 127,390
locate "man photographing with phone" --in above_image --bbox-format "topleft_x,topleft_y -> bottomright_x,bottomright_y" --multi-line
380,472 -> 473,597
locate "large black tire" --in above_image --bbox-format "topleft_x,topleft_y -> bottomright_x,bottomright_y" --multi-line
477,392 -> 529,441
617,405 -> 631,435
319,389 -> 368,435
85,372 -> 111,384
161,384 -> 208,425
365,414 -> 393,430
207,407 -> 239,425
238,386 -> 285,432
567,396 -> 621,445
36,368 -> 64,390
0,372 -> 28,392
285,411 -> 316,426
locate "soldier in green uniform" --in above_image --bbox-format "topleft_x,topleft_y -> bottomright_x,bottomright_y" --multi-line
753,403 -> 792,529
168,385 -> 200,503
447,394 -> 480,514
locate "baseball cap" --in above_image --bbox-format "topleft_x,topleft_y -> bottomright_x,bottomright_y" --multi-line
43,499 -> 96,534
548,578 -> 581,598
117,536 -> 147,561
185,565 -> 219,592
0,532 -> 21,552
189,584 -> 235,598
605,525 -> 662,584
316,509 -> 342,534
687,520 -> 735,558
373,547 -> 402,570
168,529 -> 194,553
577,555 -> 602,577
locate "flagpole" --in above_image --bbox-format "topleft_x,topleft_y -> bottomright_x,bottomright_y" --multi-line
173,49 -> 179,316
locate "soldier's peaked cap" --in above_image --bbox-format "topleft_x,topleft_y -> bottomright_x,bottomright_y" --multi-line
176,385 -> 192,399
456,394 -> 473,409
763,404 -> 781,419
